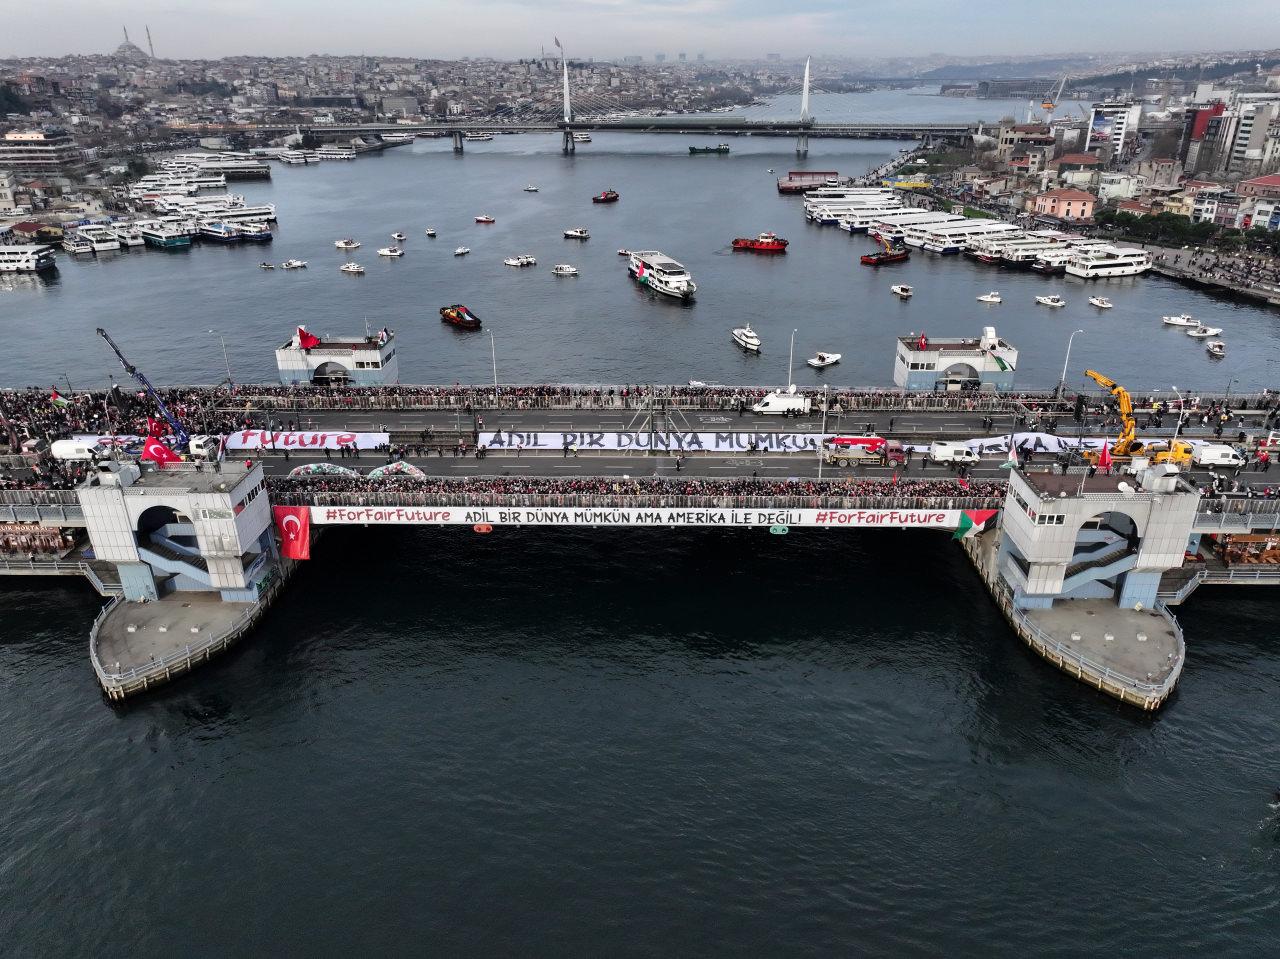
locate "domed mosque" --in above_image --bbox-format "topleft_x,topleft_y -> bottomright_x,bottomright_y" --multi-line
114,27 -> 151,64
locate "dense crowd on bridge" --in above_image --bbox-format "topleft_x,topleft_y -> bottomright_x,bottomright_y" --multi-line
268,474 -> 1006,504
1160,249 -> 1280,295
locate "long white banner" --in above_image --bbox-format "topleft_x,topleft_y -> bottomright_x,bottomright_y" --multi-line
73,430 -> 391,451
310,505 -> 988,529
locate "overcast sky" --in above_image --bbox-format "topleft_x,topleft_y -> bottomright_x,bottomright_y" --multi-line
7,0 -> 1276,60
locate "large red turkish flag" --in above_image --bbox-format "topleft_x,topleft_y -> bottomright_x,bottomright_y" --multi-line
273,505 -> 311,560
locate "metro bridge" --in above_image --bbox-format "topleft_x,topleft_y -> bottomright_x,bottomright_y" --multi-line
172,58 -> 980,156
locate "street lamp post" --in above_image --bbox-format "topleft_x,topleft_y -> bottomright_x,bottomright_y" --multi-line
818,384 -> 829,479
1225,377 -> 1238,406
1058,329 -> 1084,399
1170,386 -> 1184,443
787,328 -> 798,388
207,330 -> 233,388
488,329 -> 498,406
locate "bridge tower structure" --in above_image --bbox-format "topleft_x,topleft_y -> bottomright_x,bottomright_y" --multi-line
561,47 -> 576,155
796,57 -> 813,157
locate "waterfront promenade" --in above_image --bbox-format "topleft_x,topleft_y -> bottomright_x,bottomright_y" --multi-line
1142,242 -> 1280,308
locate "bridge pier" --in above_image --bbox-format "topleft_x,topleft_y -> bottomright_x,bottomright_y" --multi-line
452,131 -> 464,154
562,130 -> 575,155
795,132 -> 809,158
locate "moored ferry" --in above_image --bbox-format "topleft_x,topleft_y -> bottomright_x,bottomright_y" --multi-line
627,251 -> 697,299
136,220 -> 192,248
1064,245 -> 1153,279
198,221 -> 241,243
0,245 -> 58,273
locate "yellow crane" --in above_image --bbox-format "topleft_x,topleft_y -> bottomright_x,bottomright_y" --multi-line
1082,369 -> 1145,463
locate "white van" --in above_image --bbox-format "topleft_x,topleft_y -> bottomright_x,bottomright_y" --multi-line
927,440 -> 980,465
1192,444 -> 1245,468
50,439 -> 107,461
752,390 -> 812,416
187,435 -> 222,460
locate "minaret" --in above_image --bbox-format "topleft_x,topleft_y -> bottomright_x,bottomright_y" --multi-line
146,26 -> 155,58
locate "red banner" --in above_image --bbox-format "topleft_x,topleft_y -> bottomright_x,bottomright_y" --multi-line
273,505 -> 311,560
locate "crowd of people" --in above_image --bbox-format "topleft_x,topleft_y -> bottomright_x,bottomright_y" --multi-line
268,474 -> 1005,505
1156,248 -> 1280,295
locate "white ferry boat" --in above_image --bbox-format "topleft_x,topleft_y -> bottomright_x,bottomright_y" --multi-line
73,224 -> 122,253
317,146 -> 357,160
1064,245 -> 1152,279
278,150 -> 314,165
572,132 -> 592,143
236,222 -> 274,243
732,324 -> 761,352
0,245 -> 57,273
628,251 -> 697,299
61,234 -> 95,255
109,223 -> 146,247
198,222 -> 241,243
208,204 -> 277,224
136,220 -> 192,248
463,132 -> 494,141
381,133 -> 416,144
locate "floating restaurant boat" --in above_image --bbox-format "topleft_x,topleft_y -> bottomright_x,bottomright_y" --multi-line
551,264 -> 579,276
731,324 -> 762,352
690,143 -> 731,155
807,351 -> 841,369
1035,294 -> 1066,307
891,284 -> 913,298
592,189 -> 620,204
334,238 -> 361,249
732,232 -> 789,253
474,215 -> 495,224
440,304 -> 482,329
564,227 -> 590,239
339,261 -> 364,274
976,291 -> 1002,303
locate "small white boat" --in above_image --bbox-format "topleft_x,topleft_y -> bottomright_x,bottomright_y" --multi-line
503,254 -> 537,267
424,228 -> 437,237
617,248 -> 631,257
1036,294 -> 1066,307
259,262 -> 275,270
475,215 -> 495,224
377,246 -> 404,257
281,259 -> 307,269
454,246 -> 470,256
976,291 -> 1002,304
551,264 -> 579,276
334,238 -> 360,249
891,284 -> 913,298
523,184 -> 539,192
732,324 -> 762,353
390,232 -> 406,240
339,261 -> 364,274
1088,296 -> 1113,309
1186,325 -> 1222,338
563,227 -> 590,239
1161,313 -> 1198,327
1206,340 -> 1226,357
807,351 -> 841,369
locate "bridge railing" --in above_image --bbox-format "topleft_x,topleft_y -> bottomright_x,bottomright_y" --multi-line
277,491 -> 1004,512
0,489 -> 81,506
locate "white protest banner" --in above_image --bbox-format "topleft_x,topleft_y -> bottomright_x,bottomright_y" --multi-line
479,431 -> 842,453
224,430 -> 389,451
310,505 -> 993,529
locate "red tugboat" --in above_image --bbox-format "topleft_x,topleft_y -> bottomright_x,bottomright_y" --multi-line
859,234 -> 910,266
592,189 -> 620,204
732,231 -> 789,253
440,304 -> 482,330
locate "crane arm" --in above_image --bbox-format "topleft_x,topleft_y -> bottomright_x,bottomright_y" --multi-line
96,328 -> 191,447
1083,369 -> 1137,456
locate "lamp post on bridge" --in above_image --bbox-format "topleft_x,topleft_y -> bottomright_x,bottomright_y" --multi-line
818,384 -> 829,480
207,329 -> 233,389
1057,329 -> 1084,400
488,329 -> 499,408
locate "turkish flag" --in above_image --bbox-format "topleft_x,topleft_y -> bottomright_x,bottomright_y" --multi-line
140,436 -> 181,466
146,417 -> 164,438
297,326 -> 321,350
273,505 -> 311,560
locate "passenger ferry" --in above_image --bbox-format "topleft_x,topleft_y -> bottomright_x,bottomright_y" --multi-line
137,220 -> 192,248
198,222 -> 241,243
109,223 -> 146,247
236,222 -> 274,243
463,132 -> 494,141
72,224 -> 122,253
61,234 -> 95,255
380,133 -> 416,144
572,132 -> 592,143
0,245 -> 58,273
628,251 -> 697,299
316,146 -> 357,160
1064,246 -> 1153,279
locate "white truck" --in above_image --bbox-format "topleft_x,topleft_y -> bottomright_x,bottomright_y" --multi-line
927,440 -> 980,465
50,439 -> 108,461
1192,444 -> 1245,468
752,389 -> 812,416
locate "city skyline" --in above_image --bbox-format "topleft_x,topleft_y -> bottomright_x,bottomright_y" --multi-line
6,0 -> 1280,61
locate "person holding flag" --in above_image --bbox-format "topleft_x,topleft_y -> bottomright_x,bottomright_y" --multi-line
1000,433 -> 1019,470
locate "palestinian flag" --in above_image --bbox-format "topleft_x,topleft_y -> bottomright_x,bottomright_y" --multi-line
953,508 -> 999,541
1000,434 -> 1018,469
635,261 -> 648,284
50,388 -> 70,409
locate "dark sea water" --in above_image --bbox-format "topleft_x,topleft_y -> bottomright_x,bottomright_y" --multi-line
2,529 -> 1280,956
2,91 -> 1280,956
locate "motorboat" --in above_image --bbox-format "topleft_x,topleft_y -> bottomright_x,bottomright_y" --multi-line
334,238 -> 360,249
976,291 -> 1002,304
807,351 -> 841,369
454,247 -> 470,256
592,189 -> 620,204
377,246 -> 405,257
281,259 -> 307,269
732,232 -> 789,253
339,261 -> 364,274
1206,340 -> 1226,357
732,324 -> 762,352
425,228 -> 437,237
1161,313 -> 1198,327
551,264 -> 579,276
259,262 -> 275,270
891,284 -> 913,298
1035,294 -> 1066,307
1088,296 -> 1113,309
524,184 -> 539,192
440,304 -> 482,330
474,215 -> 495,224
1186,325 -> 1222,338
617,248 -> 632,256
564,227 -> 590,239
503,254 -> 537,267
391,232 -> 406,240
